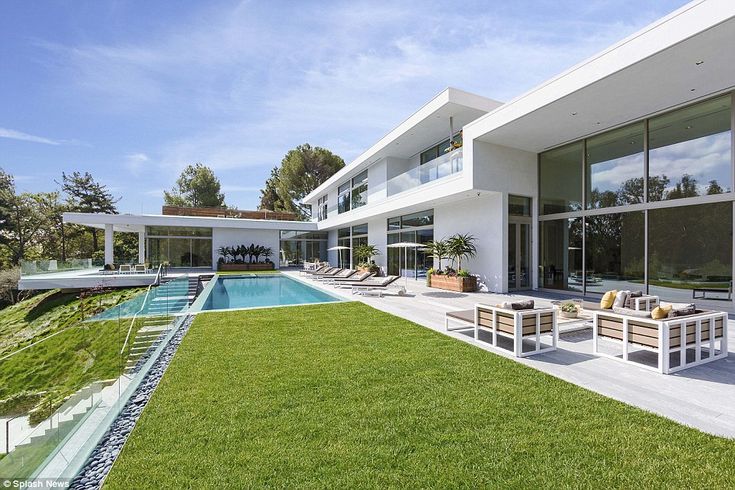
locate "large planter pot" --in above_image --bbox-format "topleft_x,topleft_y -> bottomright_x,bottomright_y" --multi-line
429,274 -> 477,292
218,263 -> 275,272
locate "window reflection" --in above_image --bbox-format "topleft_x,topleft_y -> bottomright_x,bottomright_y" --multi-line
586,123 -> 644,208
649,95 -> 732,201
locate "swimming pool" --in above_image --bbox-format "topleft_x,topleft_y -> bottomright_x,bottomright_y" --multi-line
195,275 -> 343,312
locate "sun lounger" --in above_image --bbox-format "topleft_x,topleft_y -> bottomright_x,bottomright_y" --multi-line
134,264 -> 147,273
350,276 -> 402,297
118,264 -> 132,274
311,268 -> 344,278
302,265 -> 330,276
475,303 -> 558,357
316,269 -> 356,281
327,271 -> 374,285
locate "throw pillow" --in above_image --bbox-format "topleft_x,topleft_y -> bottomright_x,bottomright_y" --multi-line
651,305 -> 672,320
613,290 -> 630,309
600,290 -> 617,309
511,299 -> 535,310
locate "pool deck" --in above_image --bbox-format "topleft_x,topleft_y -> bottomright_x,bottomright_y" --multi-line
285,271 -> 735,438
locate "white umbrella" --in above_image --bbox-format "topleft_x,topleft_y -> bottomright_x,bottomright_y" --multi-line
327,245 -> 351,268
387,242 -> 427,289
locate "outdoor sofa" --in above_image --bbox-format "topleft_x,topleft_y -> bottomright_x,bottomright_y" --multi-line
474,302 -> 558,357
593,307 -> 728,374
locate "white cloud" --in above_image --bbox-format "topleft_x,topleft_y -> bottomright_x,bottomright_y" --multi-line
125,152 -> 150,176
0,127 -> 62,145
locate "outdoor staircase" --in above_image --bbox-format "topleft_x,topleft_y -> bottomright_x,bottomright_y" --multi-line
3,379 -> 117,456
123,316 -> 173,375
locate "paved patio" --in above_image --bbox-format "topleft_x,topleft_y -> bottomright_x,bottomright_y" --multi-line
286,271 -> 735,438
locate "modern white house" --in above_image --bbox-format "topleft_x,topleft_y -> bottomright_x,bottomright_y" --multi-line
21,0 -> 735,308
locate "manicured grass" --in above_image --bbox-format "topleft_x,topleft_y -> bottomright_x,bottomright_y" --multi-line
0,288 -> 144,418
105,303 -> 735,488
0,288 -> 143,358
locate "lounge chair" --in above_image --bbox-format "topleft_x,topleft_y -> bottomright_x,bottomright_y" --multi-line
474,303 -> 558,357
134,264 -> 147,273
118,264 -> 132,274
311,268 -> 344,278
316,269 -> 356,281
593,307 -> 728,374
350,276 -> 402,297
327,271 -> 374,285
302,265 -> 332,276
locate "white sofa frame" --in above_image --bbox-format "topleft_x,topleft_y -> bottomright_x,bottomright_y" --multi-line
593,310 -> 728,374
474,304 -> 558,357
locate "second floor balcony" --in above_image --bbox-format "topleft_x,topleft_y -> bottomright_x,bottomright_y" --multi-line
386,148 -> 463,197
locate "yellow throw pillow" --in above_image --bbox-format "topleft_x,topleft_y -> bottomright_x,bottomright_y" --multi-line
600,290 -> 617,309
651,304 -> 672,320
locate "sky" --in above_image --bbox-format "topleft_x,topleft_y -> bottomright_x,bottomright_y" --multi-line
0,0 -> 691,213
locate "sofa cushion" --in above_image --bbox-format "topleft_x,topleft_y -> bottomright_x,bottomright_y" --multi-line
612,306 -> 652,318
508,299 -> 534,310
600,290 -> 617,309
651,304 -> 672,320
669,304 -> 697,317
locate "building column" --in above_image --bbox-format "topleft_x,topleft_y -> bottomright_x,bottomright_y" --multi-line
104,224 -> 114,266
138,231 -> 145,264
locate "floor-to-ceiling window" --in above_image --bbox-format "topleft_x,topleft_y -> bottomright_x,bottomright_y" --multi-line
538,93 -> 734,301
146,226 -> 213,268
279,231 -> 328,266
386,210 -> 433,277
335,224 -> 368,268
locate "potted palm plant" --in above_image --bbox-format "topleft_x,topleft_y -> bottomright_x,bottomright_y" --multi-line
427,234 -> 478,292
353,244 -> 381,275
218,243 -> 276,271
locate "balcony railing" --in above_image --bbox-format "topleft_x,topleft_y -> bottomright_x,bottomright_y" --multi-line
387,148 -> 463,196
20,259 -> 96,276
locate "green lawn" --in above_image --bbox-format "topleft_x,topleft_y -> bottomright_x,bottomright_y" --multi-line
105,303 -> 735,488
0,288 -> 145,419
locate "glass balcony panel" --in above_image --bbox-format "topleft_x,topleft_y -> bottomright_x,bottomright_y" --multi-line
387,149 -> 463,197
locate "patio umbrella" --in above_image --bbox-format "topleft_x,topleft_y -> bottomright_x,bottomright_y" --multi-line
386,242 -> 427,289
327,245 -> 350,268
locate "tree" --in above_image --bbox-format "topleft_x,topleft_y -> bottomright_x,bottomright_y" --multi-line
0,189 -> 58,265
258,167 -> 281,211
259,144 -> 345,220
164,163 -> 226,208
667,174 -> 698,200
707,179 -> 724,195
59,172 -> 119,252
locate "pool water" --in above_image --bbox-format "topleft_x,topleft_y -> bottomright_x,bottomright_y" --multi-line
90,277 -> 192,320
199,275 -> 342,311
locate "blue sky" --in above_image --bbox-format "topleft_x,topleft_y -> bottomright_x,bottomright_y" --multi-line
0,0 -> 689,213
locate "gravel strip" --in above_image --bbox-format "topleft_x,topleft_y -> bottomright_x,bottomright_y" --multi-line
70,315 -> 194,490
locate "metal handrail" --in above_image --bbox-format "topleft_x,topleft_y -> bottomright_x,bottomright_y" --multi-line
120,264 -> 163,355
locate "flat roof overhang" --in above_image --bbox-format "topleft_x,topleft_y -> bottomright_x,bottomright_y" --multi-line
466,1 -> 735,152
63,212 -> 319,232
303,88 -> 502,203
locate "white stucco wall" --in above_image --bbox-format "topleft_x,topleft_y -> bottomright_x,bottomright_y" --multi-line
433,193 -> 506,293
212,228 -> 281,269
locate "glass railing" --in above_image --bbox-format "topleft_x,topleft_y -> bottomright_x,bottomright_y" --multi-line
0,276 -> 192,485
20,259 -> 96,277
387,148 -> 463,196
